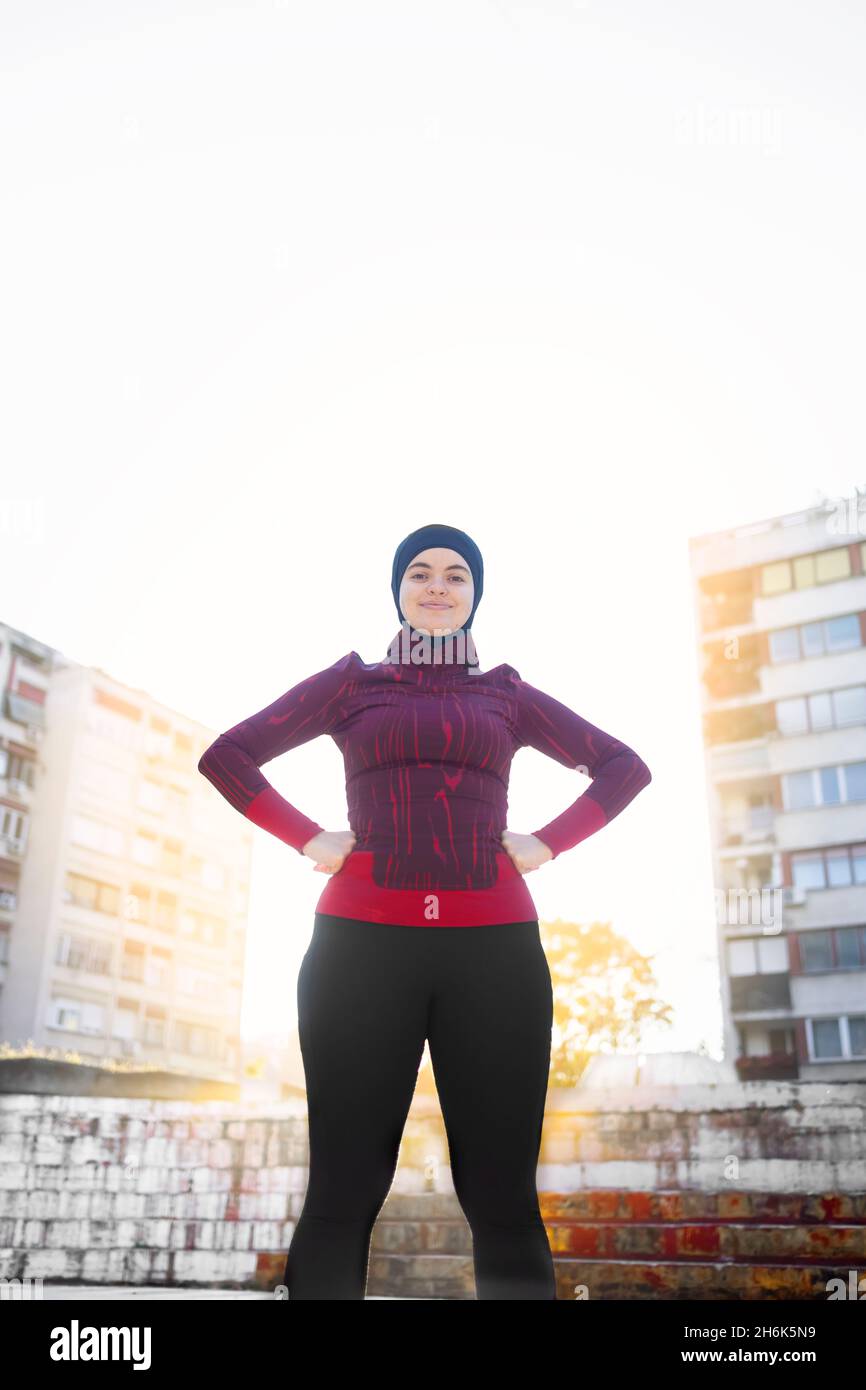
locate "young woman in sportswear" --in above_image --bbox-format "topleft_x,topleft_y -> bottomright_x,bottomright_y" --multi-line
197,522 -> 652,1300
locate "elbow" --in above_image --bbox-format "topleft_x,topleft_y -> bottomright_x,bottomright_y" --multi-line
197,740 -> 219,778
631,755 -> 652,798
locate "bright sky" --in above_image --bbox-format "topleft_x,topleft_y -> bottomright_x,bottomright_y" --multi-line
3,1 -> 865,1059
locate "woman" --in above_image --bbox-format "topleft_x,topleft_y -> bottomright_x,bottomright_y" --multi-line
197,522 -> 652,1300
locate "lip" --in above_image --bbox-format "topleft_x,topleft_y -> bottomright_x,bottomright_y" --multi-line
420,603 -> 452,609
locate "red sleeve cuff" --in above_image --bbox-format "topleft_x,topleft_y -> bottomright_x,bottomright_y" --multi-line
531,794 -> 608,860
245,786 -> 325,854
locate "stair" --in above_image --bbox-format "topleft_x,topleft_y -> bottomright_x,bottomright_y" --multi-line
358,1189 -> 866,1299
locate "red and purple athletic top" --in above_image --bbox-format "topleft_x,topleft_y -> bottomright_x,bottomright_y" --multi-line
197,627 -> 652,927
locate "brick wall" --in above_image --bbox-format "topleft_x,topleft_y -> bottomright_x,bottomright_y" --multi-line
2,1081 -> 865,1289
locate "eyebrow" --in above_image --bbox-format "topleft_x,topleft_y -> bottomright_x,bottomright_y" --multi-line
408,562 -> 471,575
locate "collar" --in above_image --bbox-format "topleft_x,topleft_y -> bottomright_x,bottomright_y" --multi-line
381,623 -> 482,678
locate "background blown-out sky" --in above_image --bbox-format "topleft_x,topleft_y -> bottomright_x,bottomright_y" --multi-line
3,0 -> 865,1055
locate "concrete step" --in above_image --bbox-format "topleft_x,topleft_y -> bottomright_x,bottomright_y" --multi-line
290,1191 -> 866,1299
367,1190 -> 866,1260
364,1251 -> 866,1300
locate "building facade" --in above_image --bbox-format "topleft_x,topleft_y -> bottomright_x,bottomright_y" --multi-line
0,623 -> 252,1081
690,492 -> 866,1080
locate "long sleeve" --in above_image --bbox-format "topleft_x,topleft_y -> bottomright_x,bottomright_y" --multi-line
197,652 -> 358,854
508,672 -> 652,859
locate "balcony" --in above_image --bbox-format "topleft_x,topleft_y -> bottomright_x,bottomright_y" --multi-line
699,596 -> 755,633
735,1051 -> 799,1082
4,691 -> 46,730
710,741 -> 771,777
720,806 -> 775,847
730,973 -> 791,1012
702,651 -> 762,701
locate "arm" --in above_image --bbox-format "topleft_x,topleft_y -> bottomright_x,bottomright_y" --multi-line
508,672 -> 652,859
197,652 -> 358,853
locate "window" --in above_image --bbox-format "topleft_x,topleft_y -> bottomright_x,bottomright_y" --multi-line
799,927 -> 866,972
792,555 -> 815,588
121,940 -> 146,982
144,726 -> 172,760
770,628 -> 800,663
845,763 -> 866,800
145,952 -> 171,989
112,1004 -> 138,1040
807,692 -> 834,731
837,928 -> 866,968
87,707 -> 140,749
782,763 -> 866,811
762,560 -> 792,595
126,884 -> 151,924
5,752 -> 36,786
815,547 -> 852,584
55,933 -> 113,974
1,808 -> 28,849
761,547 -> 851,597
769,614 -> 861,665
64,873 -> 121,916
784,770 -> 815,810
808,1015 -> 866,1060
728,936 -> 788,974
820,767 -> 841,804
791,853 -> 826,889
161,838 -> 183,877
800,932 -> 833,971
835,686 -> 866,726
71,816 -> 124,857
154,891 -> 177,932
791,845 -> 866,890
143,1013 -> 166,1046
826,614 -> 861,652
132,831 -> 158,867
827,850 -> 853,887
850,1017 -> 866,1056
47,997 -> 106,1035
811,1019 -> 842,1058
173,1020 -> 221,1057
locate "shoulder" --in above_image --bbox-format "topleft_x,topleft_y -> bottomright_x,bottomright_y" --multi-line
481,662 -> 524,689
290,649 -> 367,698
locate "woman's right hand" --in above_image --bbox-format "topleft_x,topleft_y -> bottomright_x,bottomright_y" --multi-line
301,829 -> 357,874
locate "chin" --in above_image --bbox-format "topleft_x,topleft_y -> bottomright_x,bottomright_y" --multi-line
414,611 -> 459,631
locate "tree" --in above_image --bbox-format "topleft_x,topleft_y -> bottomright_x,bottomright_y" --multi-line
541,918 -> 673,1086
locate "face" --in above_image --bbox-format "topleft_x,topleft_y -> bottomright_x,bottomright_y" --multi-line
398,546 -> 475,635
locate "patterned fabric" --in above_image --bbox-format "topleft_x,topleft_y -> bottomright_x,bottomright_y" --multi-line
197,627 -> 652,923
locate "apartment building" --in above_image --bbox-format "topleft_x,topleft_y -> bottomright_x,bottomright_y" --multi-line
0,622 -> 253,1082
0,627 -> 50,999
690,492 -> 866,1080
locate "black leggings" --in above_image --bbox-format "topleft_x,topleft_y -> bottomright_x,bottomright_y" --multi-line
284,913 -> 556,1300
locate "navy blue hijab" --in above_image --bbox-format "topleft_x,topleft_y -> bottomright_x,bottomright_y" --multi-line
390,524 -> 484,632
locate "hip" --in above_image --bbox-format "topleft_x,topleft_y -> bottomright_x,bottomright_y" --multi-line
313,849 -> 540,927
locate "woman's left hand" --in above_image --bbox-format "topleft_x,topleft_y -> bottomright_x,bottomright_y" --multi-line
500,829 -> 554,874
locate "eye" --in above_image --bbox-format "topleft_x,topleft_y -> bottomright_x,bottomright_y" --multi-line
409,571 -> 466,582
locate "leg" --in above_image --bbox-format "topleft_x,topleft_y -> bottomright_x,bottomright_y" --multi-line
285,916 -> 428,1299
427,921 -> 556,1300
